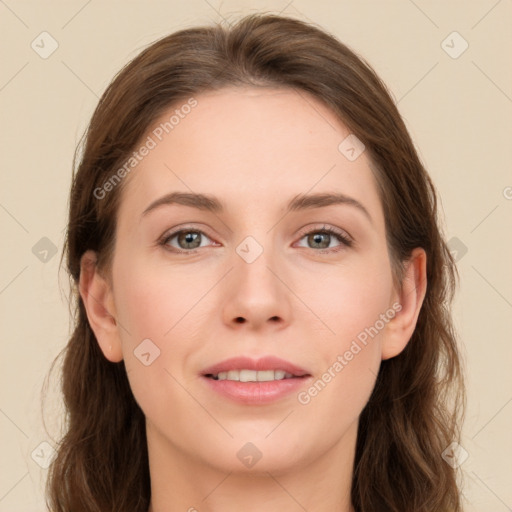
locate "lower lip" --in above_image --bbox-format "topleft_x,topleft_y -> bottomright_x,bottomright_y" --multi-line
202,375 -> 310,404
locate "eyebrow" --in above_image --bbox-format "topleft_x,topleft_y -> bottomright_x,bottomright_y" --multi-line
141,191 -> 372,224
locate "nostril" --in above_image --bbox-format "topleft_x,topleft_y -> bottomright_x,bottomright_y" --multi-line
235,317 -> 245,323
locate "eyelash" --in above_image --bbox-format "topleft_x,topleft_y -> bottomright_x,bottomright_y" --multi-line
158,224 -> 353,255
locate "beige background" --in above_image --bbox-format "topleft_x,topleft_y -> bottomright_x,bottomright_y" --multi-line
1,1 -> 511,510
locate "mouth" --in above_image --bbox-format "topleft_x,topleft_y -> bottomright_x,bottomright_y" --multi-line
201,356 -> 311,404
205,369 -> 306,382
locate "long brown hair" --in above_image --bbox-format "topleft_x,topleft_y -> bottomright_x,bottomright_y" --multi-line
45,13 -> 465,511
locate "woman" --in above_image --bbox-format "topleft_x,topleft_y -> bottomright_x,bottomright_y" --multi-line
45,13 -> 465,512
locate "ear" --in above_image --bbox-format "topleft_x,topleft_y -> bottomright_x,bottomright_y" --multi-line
79,250 -> 123,363
381,247 -> 427,360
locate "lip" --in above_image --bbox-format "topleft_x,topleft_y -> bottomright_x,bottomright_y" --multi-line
201,356 -> 312,405
201,356 -> 310,377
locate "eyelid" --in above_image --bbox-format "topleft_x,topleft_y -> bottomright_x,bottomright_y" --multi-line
294,224 -> 354,253
295,223 -> 353,244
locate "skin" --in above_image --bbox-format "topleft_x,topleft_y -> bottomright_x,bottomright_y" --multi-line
79,87 -> 427,512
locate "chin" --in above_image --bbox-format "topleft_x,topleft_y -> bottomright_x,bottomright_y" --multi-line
195,428 -> 314,475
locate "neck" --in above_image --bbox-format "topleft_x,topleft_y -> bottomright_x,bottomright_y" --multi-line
146,420 -> 358,512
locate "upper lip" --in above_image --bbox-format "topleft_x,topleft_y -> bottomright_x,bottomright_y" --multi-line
202,356 -> 310,377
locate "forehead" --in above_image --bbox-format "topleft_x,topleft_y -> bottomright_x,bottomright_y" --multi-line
116,86 -> 383,224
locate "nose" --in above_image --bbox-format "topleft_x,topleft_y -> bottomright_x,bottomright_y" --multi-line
221,238 -> 292,331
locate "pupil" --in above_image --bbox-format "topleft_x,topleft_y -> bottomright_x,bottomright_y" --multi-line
310,233 -> 329,249
179,231 -> 201,249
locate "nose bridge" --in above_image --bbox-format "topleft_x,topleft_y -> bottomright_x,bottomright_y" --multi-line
222,229 -> 291,329
234,232 -> 280,294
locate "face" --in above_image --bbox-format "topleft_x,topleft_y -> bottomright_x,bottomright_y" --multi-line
96,87 -> 406,474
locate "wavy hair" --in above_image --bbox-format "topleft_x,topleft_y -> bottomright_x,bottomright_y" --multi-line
44,13 -> 465,512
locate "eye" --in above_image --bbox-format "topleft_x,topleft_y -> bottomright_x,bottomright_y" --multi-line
295,225 -> 353,253
158,224 -> 353,254
160,228 -> 216,253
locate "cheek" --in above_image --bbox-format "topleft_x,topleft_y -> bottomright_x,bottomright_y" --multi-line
109,254 -> 196,398
112,252 -> 207,340
294,257 -> 393,412
112,267 -> 200,430
298,252 -> 393,347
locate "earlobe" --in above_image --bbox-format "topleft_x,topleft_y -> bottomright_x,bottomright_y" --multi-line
381,248 -> 427,360
79,250 -> 123,363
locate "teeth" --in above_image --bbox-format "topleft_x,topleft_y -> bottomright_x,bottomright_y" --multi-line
274,370 -> 286,380
240,370 -> 257,382
214,370 -> 295,382
257,370 -> 275,382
